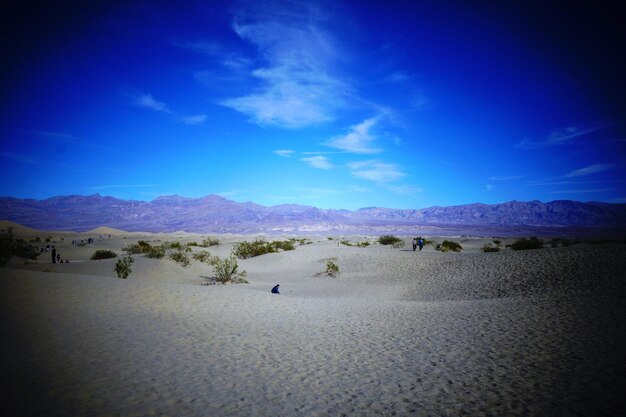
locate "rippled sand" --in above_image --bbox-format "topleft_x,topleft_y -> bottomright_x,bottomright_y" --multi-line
1,232 -> 625,416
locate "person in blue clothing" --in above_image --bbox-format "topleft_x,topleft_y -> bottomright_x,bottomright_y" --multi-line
418,237 -> 424,251
271,284 -> 280,294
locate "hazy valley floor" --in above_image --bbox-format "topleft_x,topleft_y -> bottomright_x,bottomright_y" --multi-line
1,231 -> 625,416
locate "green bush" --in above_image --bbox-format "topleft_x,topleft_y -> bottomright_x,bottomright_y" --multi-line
436,240 -> 463,252
90,249 -> 118,260
272,240 -> 296,251
493,239 -> 502,247
510,237 -> 544,250
200,237 -> 220,247
211,256 -> 247,284
325,259 -> 339,277
123,240 -> 153,255
169,249 -> 190,267
0,228 -> 15,266
115,256 -> 134,279
145,245 -> 166,259
192,250 -> 212,263
379,235 -> 403,245
232,239 -> 296,259
482,244 -> 500,253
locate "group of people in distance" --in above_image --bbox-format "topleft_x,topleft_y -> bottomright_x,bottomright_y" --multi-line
412,237 -> 424,252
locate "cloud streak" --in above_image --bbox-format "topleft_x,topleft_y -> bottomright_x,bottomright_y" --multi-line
136,94 -> 168,112
348,160 -> 406,183
301,155 -> 333,169
564,163 -> 615,178
325,117 -> 382,154
221,2 -> 348,128
516,124 -> 609,149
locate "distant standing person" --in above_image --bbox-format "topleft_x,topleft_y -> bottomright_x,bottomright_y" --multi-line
412,238 -> 418,251
418,237 -> 424,251
271,284 -> 280,295
51,246 -> 56,264
56,253 -> 61,263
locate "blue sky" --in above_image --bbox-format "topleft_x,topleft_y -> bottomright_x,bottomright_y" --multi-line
1,0 -> 624,210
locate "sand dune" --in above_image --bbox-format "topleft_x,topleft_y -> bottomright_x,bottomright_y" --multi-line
1,231 -> 625,416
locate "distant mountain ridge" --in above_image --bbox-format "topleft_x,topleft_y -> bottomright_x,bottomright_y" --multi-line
1,194 -> 625,235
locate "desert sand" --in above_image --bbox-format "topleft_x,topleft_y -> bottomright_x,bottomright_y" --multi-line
1,226 -> 625,416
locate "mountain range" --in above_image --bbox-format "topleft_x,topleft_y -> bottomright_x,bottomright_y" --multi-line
1,194 -> 625,236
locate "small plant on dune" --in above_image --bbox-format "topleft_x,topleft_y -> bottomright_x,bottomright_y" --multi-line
169,249 -> 191,267
211,256 -> 248,284
493,239 -> 502,247
378,235 -> 403,246
200,237 -> 220,247
340,239 -> 353,246
482,244 -> 500,253
192,250 -> 212,263
13,239 -> 41,264
186,241 -> 199,247
324,258 -> 339,277
164,241 -> 184,250
232,240 -> 276,258
271,240 -> 296,251
115,256 -> 134,279
436,240 -> 463,252
510,237 -> 544,250
145,244 -> 166,259
232,239 -> 296,259
90,249 -> 118,260
123,240 -> 153,255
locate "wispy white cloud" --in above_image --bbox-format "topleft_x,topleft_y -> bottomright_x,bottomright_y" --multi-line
0,152 -> 37,164
301,155 -> 333,170
516,124 -> 609,149
136,94 -> 168,112
89,184 -> 161,190
486,184 -> 493,191
221,2 -> 348,128
182,114 -> 207,125
488,175 -> 523,181
348,160 -> 406,183
274,149 -> 294,158
549,188 -> 612,194
325,117 -> 383,154
384,184 -> 423,194
564,163 -> 615,178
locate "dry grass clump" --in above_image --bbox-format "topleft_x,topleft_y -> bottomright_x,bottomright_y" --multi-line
436,240 -> 463,252
232,239 -> 296,259
90,249 -> 117,260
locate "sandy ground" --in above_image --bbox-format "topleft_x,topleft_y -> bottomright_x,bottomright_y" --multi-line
1,227 -> 625,416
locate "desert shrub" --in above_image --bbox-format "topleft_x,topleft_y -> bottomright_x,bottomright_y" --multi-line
90,249 -> 118,260
392,240 -> 405,249
357,241 -> 370,247
200,237 -> 220,247
233,240 -> 276,258
232,239 -> 295,259
493,239 -> 502,247
292,238 -> 312,245
164,241 -> 184,250
482,244 -> 500,253
510,237 -> 544,250
0,228 -> 15,266
212,256 -> 247,284
115,256 -> 134,279
13,239 -> 41,264
327,237 -> 334,240
169,249 -> 190,267
272,240 -> 296,251
436,240 -> 463,252
340,240 -> 353,246
123,240 -> 153,255
379,235 -> 403,245
325,259 -> 339,277
145,244 -> 165,259
192,250 -> 212,263
186,241 -> 199,247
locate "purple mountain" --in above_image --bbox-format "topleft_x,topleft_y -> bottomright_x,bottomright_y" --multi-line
1,194 -> 625,235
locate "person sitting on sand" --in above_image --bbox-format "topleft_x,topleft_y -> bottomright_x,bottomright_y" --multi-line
271,284 -> 280,295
